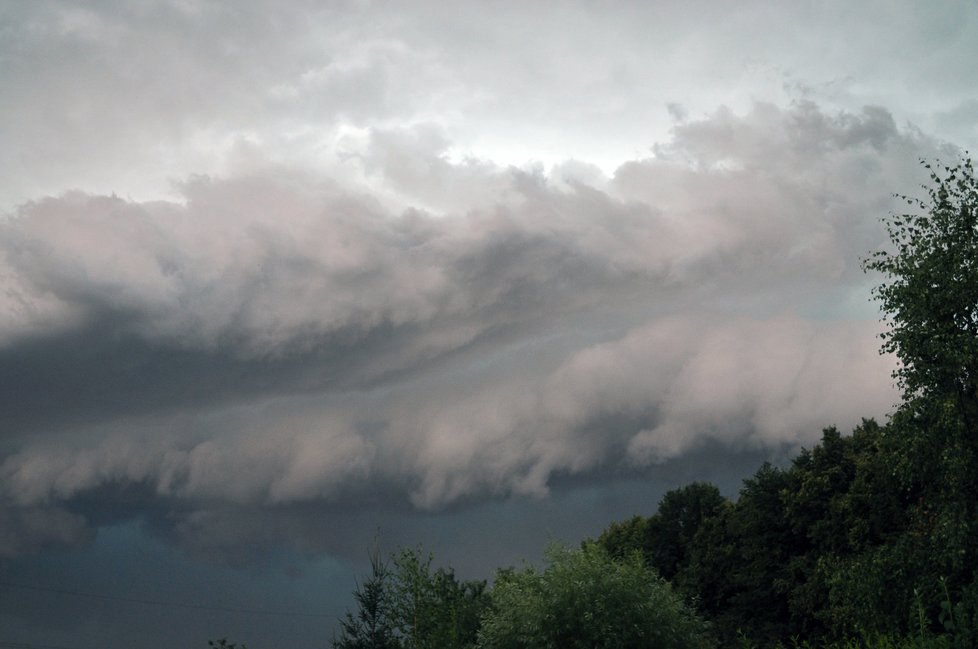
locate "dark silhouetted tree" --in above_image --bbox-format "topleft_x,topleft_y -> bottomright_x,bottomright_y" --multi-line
334,550 -> 400,649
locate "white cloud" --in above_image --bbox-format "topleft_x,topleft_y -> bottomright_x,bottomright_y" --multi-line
3,1 -> 975,212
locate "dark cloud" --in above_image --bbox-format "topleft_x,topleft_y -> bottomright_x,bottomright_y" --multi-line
2,3 -> 976,645
0,442 -> 770,649
0,102 -> 946,558
0,505 -> 93,557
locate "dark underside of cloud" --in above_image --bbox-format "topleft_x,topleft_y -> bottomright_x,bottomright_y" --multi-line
0,101 -> 955,560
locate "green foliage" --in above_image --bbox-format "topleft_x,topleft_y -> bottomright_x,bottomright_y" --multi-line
594,482 -> 726,582
389,547 -> 489,649
477,543 -> 712,649
650,483 -> 727,582
673,415 -> 977,646
595,514 -> 651,562
782,422 -> 910,639
770,635 -> 951,649
335,546 -> 488,649
863,157 -> 978,431
685,462 -> 797,645
334,550 -> 400,649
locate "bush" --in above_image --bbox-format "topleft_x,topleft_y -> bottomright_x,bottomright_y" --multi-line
477,542 -> 712,649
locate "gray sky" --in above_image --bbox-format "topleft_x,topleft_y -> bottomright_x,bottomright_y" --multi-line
1,1 -> 977,647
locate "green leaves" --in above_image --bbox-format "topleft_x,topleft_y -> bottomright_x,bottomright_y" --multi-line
594,483 -> 726,584
477,543 -> 712,649
389,547 -> 488,649
863,158 -> 978,433
334,551 -> 401,649
334,547 -> 488,649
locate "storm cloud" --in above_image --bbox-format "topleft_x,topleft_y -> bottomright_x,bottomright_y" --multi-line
4,3 -> 978,645
0,101 -> 942,555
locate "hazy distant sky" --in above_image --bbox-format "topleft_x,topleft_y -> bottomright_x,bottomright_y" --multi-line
2,2 -> 977,647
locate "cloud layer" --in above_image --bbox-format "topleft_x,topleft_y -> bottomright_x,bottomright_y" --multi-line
0,101 -> 948,556
3,0 -> 976,211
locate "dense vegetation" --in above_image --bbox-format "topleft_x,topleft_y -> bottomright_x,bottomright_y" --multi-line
597,416 -> 978,647
330,542 -> 712,649
246,158 -> 974,649
332,547 -> 489,649
476,543 -> 711,649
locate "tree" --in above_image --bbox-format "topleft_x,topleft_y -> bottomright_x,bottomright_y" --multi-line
334,550 -> 401,649
595,514 -> 651,562
686,463 -> 796,645
863,157 -> 978,431
335,545 -> 487,649
648,482 -> 726,582
389,547 -> 488,649
594,483 -> 726,582
861,156 -> 978,643
477,543 -> 712,649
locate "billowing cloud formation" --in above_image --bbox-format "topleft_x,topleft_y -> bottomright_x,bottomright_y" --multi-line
4,0 -> 977,211
0,101 -> 949,556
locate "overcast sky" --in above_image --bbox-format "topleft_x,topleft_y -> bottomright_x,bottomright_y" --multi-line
2,1 -> 977,647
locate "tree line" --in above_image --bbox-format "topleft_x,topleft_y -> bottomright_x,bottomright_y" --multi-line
220,158 -> 978,648
334,159 -> 978,648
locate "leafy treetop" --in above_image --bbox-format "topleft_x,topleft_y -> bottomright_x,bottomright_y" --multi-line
863,157 -> 978,429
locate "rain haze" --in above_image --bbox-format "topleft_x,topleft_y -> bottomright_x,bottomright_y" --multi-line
1,1 -> 977,647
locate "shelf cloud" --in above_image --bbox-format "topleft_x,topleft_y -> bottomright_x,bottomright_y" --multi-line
0,101 -> 941,556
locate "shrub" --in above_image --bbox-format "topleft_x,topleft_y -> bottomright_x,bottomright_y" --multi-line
477,542 -> 712,649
